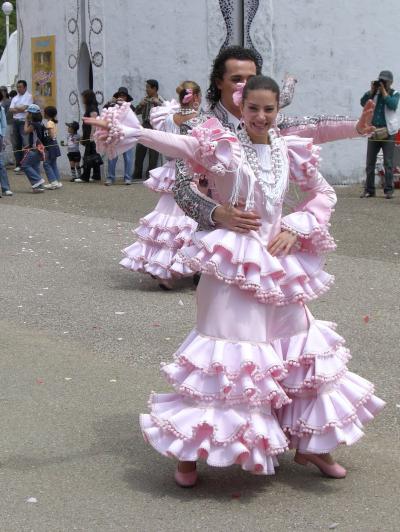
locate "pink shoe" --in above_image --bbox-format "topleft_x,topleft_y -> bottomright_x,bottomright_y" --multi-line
294,452 -> 347,479
174,468 -> 198,487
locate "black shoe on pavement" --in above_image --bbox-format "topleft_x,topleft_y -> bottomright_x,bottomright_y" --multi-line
385,192 -> 394,199
360,191 -> 376,198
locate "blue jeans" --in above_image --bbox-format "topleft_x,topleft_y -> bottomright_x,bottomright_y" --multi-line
13,120 -> 27,166
0,136 -> 10,192
107,149 -> 133,182
43,156 -> 61,183
21,150 -> 44,186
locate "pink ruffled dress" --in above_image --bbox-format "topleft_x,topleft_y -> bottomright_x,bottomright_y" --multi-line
120,101 -> 197,280
94,104 -> 385,475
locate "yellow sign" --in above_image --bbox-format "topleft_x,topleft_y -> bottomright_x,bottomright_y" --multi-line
31,35 -> 56,108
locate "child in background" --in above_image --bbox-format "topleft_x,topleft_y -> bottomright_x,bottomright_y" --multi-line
65,121 -> 82,182
43,105 -> 62,189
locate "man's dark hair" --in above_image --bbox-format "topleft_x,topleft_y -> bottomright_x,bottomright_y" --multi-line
17,79 -> 28,88
243,75 -> 280,103
207,46 -> 262,109
146,79 -> 159,91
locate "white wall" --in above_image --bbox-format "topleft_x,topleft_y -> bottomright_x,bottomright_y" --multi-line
17,0 -> 400,181
262,0 -> 400,182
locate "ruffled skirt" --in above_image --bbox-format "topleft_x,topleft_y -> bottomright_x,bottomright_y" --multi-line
140,274 -> 385,475
120,191 -> 198,280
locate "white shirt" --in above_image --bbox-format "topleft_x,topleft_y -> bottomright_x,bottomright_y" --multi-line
219,102 -> 241,132
10,91 -> 33,120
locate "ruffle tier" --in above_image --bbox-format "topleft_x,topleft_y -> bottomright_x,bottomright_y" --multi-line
144,160 -> 176,193
140,395 -> 288,474
120,240 -> 194,280
174,229 -> 334,305
278,373 -> 385,454
141,318 -> 384,473
120,204 -> 197,280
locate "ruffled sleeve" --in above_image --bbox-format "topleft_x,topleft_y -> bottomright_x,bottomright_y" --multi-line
150,99 -> 180,131
93,105 -> 240,176
93,102 -> 143,159
281,136 -> 337,254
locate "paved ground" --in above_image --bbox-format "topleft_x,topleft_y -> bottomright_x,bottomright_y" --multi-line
1,172 -> 399,532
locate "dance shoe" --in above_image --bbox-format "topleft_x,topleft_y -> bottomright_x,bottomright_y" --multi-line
294,452 -> 347,479
174,468 -> 198,487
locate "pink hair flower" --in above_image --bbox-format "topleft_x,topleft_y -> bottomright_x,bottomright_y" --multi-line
232,82 -> 245,107
182,88 -> 193,104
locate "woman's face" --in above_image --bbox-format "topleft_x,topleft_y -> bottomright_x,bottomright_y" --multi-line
193,92 -> 201,107
240,89 -> 279,143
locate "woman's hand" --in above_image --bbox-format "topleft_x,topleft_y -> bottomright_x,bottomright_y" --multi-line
212,204 -> 261,233
356,100 -> 376,135
268,230 -> 297,257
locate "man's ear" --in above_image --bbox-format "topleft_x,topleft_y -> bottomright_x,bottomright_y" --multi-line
216,77 -> 223,91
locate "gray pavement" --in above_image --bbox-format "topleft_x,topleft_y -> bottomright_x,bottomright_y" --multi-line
1,172 -> 399,532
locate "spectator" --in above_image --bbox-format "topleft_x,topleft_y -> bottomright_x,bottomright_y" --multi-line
21,103 -> 47,193
78,89 -> 102,183
64,121 -> 81,182
132,79 -> 164,181
43,106 -> 62,189
360,70 -> 399,199
0,92 -> 12,196
0,85 -> 15,168
9,80 -> 33,172
104,87 -> 135,185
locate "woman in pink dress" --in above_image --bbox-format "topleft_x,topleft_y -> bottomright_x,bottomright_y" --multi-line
85,76 -> 384,488
120,82 -> 201,290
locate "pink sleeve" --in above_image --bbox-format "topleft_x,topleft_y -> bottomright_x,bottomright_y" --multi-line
281,136 -> 337,254
94,103 -> 239,173
280,116 -> 359,144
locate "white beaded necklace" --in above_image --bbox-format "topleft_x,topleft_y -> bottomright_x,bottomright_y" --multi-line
233,126 -> 289,215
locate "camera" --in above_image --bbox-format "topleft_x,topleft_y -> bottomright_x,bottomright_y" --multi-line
373,79 -> 386,89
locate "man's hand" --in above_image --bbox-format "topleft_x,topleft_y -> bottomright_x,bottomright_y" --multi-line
212,204 -> 261,234
356,99 -> 376,135
268,231 -> 297,257
83,117 -> 108,129
370,81 -> 378,96
379,82 -> 388,98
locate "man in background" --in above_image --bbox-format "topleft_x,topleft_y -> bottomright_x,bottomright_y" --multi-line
360,70 -> 399,199
9,80 -> 33,172
132,79 -> 164,182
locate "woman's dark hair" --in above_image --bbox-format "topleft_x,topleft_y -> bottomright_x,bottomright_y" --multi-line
0,86 -> 9,99
44,105 -> 58,122
29,111 -> 43,122
207,46 -> 262,109
81,89 -> 98,108
9,90 -> 17,98
176,80 -> 201,104
242,75 -> 280,104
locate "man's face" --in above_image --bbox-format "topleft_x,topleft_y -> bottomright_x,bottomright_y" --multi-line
17,83 -> 27,95
146,84 -> 157,97
216,59 -> 257,111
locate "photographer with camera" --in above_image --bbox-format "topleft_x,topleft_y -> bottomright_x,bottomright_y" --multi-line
360,70 -> 399,199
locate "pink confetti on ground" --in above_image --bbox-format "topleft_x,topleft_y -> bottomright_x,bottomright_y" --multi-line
363,315 -> 370,323
36,378 -> 44,385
